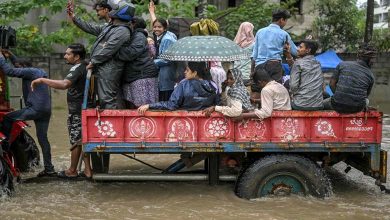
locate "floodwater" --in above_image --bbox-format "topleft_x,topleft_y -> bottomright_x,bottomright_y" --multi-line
1,90 -> 390,220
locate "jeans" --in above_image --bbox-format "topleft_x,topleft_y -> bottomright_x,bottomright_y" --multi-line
323,97 -> 367,114
291,102 -> 323,111
2,107 -> 54,172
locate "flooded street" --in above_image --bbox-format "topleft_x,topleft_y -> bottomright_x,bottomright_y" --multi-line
1,90 -> 390,220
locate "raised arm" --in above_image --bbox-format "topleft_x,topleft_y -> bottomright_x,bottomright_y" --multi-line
72,16 -> 105,36
149,1 -> 157,28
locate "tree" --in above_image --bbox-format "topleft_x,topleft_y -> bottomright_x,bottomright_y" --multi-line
207,0 -> 302,40
312,0 -> 365,52
372,28 -> 390,52
210,0 -> 277,39
0,0 -> 96,56
0,0 -> 199,56
136,0 -> 198,19
364,0 -> 375,42
359,0 -> 380,9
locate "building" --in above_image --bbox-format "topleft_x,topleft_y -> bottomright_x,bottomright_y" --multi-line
206,0 -> 316,36
374,0 -> 389,29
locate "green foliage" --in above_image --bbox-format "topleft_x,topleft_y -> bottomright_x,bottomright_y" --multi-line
156,0 -> 198,19
312,0 -> 365,52
372,28 -> 390,52
279,0 -> 300,17
0,0 -> 99,56
135,0 -> 198,19
212,0 -> 278,40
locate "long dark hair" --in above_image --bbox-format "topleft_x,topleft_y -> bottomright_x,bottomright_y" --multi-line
153,18 -> 168,56
153,18 -> 168,30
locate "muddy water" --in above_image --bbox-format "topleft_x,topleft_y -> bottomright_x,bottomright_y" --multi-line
1,90 -> 390,220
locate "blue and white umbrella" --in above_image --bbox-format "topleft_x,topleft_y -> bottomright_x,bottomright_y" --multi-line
159,36 -> 250,62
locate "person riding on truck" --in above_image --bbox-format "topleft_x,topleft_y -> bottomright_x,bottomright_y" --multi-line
137,62 -> 218,114
115,16 -> 159,109
323,43 -> 376,113
203,68 -> 254,117
68,1 -> 134,109
251,9 -> 298,85
0,50 -> 55,177
284,40 -> 324,110
234,67 -> 291,121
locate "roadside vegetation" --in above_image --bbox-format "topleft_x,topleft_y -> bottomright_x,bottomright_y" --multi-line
0,0 -> 388,55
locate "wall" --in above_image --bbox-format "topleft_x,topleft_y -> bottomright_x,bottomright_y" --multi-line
339,52 -> 390,112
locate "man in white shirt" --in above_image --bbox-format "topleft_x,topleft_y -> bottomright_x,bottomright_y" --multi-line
235,67 -> 291,121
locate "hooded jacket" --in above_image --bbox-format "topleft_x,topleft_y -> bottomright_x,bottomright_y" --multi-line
116,28 -> 158,83
73,17 -> 130,82
149,79 -> 217,111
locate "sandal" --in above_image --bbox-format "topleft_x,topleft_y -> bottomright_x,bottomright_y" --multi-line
57,170 -> 78,179
37,170 -> 57,177
78,172 -> 93,181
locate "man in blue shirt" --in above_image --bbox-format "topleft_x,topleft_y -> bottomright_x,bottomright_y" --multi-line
251,9 -> 298,85
0,50 -> 55,177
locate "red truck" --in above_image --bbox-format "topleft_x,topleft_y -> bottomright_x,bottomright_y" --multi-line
80,35 -> 388,198
82,108 -> 387,198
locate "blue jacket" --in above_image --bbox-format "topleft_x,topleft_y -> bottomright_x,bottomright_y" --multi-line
0,57 -> 51,113
149,79 -> 217,111
154,31 -> 177,91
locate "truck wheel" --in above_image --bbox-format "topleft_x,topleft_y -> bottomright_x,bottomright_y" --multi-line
91,153 -> 110,173
236,155 -> 332,199
11,131 -> 40,172
0,156 -> 14,195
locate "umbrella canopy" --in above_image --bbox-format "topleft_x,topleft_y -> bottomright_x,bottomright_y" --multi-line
159,36 -> 250,62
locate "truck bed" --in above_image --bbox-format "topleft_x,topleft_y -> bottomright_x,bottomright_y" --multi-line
82,109 -> 382,153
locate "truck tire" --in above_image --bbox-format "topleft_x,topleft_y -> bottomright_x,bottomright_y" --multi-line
11,131 -> 40,172
236,154 -> 332,199
0,156 -> 14,195
91,153 -> 110,173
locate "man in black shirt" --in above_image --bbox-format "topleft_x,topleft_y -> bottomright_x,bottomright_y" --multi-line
323,43 -> 377,113
31,43 -> 92,179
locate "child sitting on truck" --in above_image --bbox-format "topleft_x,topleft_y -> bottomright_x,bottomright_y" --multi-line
234,67 -> 291,121
203,68 -> 253,117
137,62 -> 217,114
